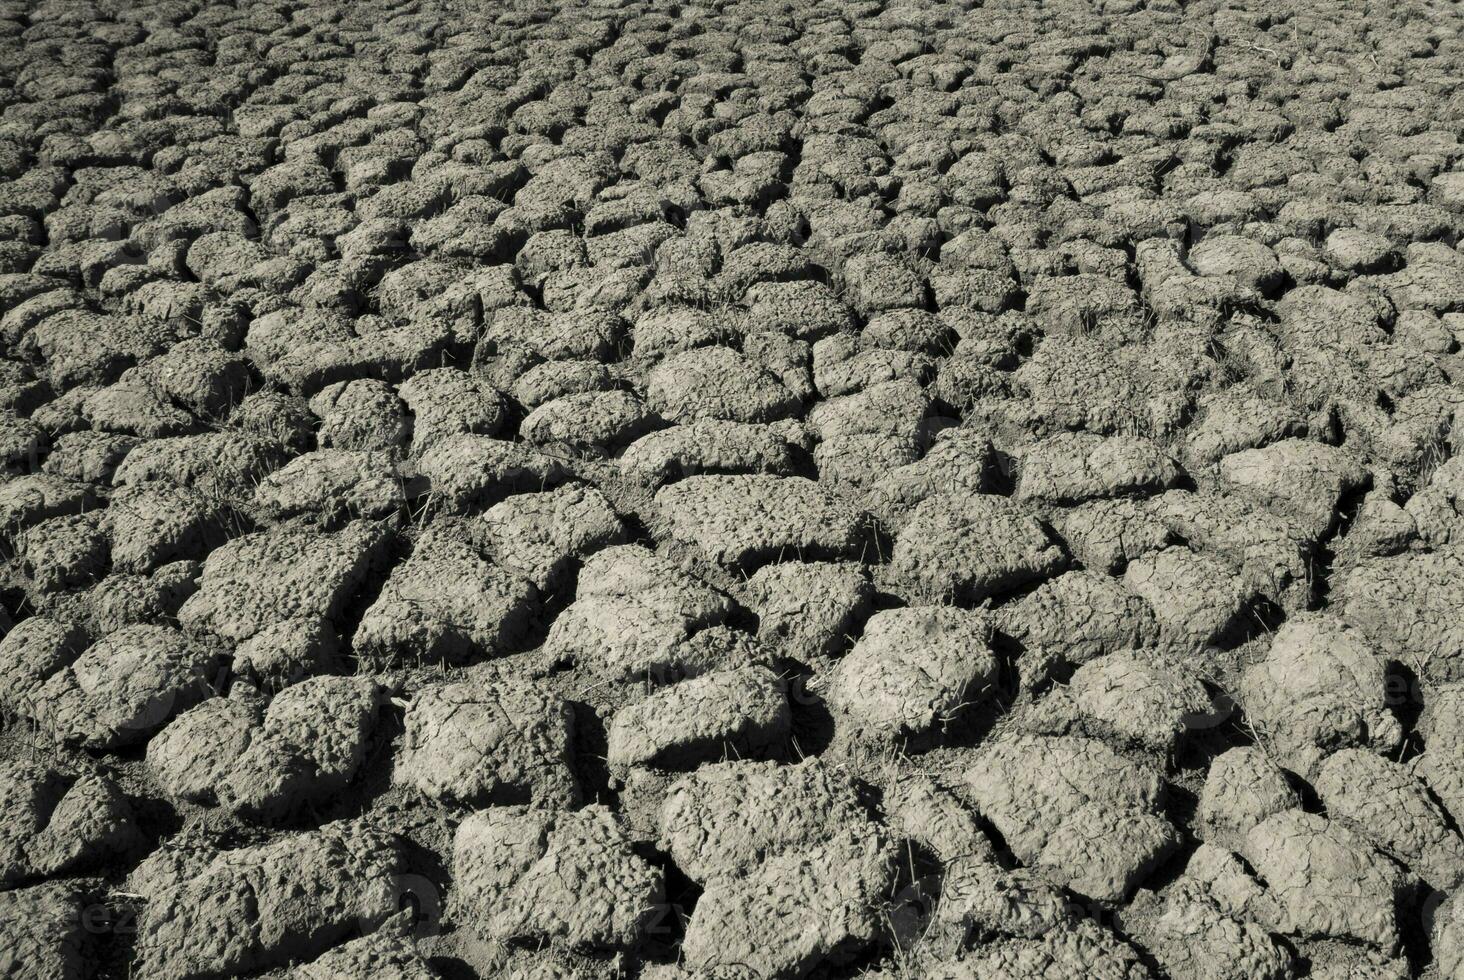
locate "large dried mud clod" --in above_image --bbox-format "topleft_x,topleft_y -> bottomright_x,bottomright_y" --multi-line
1123,546 -> 1256,649
452,805 -> 663,950
105,481 -> 228,573
965,735 -> 1181,901
1240,809 -> 1412,950
131,819 -> 407,978
1219,439 -> 1370,541
861,429 -> 997,530
1336,545 -> 1464,682
619,420 -> 805,490
29,623 -> 220,750
659,759 -> 877,883
1314,749 -> 1464,892
1196,747 -> 1301,852
355,520 -> 538,666
112,431 -> 290,500
1239,613 -> 1403,778
825,606 -> 998,742
1139,874 -> 1296,980
681,824 -> 899,978
891,493 -> 1066,604
1015,431 -> 1182,505
545,544 -> 739,680
646,346 -> 802,425
654,474 -> 869,572
292,911 -> 438,979
179,520 -> 390,642
922,919 -> 1155,980
147,697 -> 260,804
660,759 -> 897,977
416,433 -> 568,512
252,449 -> 407,523
997,570 -> 1161,666
0,883 -> 89,980
482,483 -> 629,591
740,560 -> 872,663
394,675 -> 579,808
521,390 -> 661,454
215,676 -> 382,822
1145,490 -> 1314,613
608,665 -> 791,770
0,763 -> 139,886
1416,681 -> 1464,833
1064,650 -> 1220,751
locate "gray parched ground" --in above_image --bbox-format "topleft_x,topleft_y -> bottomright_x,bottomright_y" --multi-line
2,0 -> 1464,976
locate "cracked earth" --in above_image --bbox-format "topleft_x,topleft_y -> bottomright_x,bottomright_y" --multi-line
2,0 -> 1464,977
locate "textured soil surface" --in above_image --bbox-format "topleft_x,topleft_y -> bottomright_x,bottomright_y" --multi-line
3,0 -> 1464,977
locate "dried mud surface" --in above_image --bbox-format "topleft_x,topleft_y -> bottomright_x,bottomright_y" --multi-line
2,0 -> 1464,977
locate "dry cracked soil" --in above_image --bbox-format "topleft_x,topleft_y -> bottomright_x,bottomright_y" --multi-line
3,0 -> 1464,976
